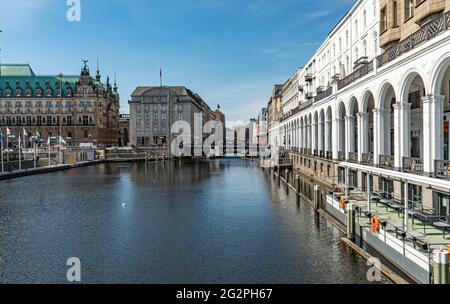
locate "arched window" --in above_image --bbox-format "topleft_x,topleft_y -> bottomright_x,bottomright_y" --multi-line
363,40 -> 367,57
363,10 -> 367,28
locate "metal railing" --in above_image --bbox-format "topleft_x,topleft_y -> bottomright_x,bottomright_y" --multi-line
377,11 -> 450,68
338,151 -> 346,161
379,155 -> 394,169
362,153 -> 374,166
313,149 -> 318,156
435,160 -> 450,180
337,61 -> 374,90
314,86 -> 333,103
403,157 -> 423,174
348,152 -> 358,164
319,150 -> 325,158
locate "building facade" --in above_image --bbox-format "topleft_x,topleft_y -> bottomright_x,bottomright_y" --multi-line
270,0 -> 450,216
129,86 -> 215,157
0,63 -> 120,147
118,113 -> 130,147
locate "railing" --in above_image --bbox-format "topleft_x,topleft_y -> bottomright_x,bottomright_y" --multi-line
326,151 -> 333,160
337,61 -> 374,90
313,149 -> 318,156
314,86 -> 333,103
362,153 -> 374,166
306,148 -> 312,155
435,160 -> 450,180
280,107 -> 301,122
299,100 -> 313,111
319,150 -> 325,158
377,11 -> 450,68
403,157 -> 423,174
305,92 -> 313,99
348,152 -> 358,164
379,155 -> 394,169
338,151 -> 346,161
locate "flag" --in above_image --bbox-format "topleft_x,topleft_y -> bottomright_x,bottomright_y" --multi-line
47,136 -> 51,146
160,68 -> 163,87
18,134 -> 21,144
35,130 -> 41,141
0,130 -> 3,141
23,128 -> 27,138
58,135 -> 66,145
6,127 -> 10,136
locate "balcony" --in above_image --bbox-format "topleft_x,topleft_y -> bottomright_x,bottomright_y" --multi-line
305,92 -> 314,100
348,152 -> 358,164
379,155 -> 394,169
435,160 -> 450,180
337,61 -> 374,90
403,157 -> 423,174
377,11 -> 450,68
326,151 -> 332,160
338,151 -> 346,161
314,86 -> 333,103
361,153 -> 374,166
305,73 -> 313,82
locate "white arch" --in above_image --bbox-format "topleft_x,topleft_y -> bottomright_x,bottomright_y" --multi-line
431,52 -> 450,95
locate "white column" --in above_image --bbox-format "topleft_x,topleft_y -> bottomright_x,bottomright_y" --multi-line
373,109 -> 380,165
312,122 -> 317,153
324,120 -> 331,154
357,113 -> 367,162
345,116 -> 355,159
317,122 -> 323,152
423,95 -> 444,174
394,103 -> 411,169
332,118 -> 340,159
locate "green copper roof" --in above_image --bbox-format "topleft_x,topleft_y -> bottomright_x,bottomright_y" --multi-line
0,64 -> 119,99
0,64 -> 36,77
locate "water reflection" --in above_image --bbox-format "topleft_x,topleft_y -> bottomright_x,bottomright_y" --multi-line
0,158 -> 387,283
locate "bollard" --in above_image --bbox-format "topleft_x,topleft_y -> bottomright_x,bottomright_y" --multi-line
347,203 -> 356,241
313,185 -> 320,210
295,175 -> 300,193
432,249 -> 449,284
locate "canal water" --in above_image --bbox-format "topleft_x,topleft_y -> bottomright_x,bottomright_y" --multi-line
0,158 -> 388,283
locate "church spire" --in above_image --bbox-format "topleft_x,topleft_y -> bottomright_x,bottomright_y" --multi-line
95,57 -> 101,83
113,72 -> 118,93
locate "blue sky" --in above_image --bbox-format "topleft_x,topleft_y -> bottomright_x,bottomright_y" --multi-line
0,0 -> 354,122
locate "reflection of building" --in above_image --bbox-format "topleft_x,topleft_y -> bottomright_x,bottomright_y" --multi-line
118,114 -> 130,147
269,0 -> 450,225
0,63 -> 120,147
129,86 -> 215,156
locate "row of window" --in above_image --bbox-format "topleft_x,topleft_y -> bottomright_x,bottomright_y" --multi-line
380,0 -> 425,33
0,101 -> 94,107
0,115 -> 94,126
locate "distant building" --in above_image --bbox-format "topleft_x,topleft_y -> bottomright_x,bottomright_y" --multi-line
0,62 -> 120,147
213,109 -> 226,155
118,113 -> 130,147
129,86 -> 215,157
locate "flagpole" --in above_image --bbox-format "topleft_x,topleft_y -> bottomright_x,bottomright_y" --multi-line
59,73 -> 63,166
1,136 -> 3,173
33,137 -> 37,169
48,138 -> 51,167
18,135 -> 21,171
6,132 -> 9,162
